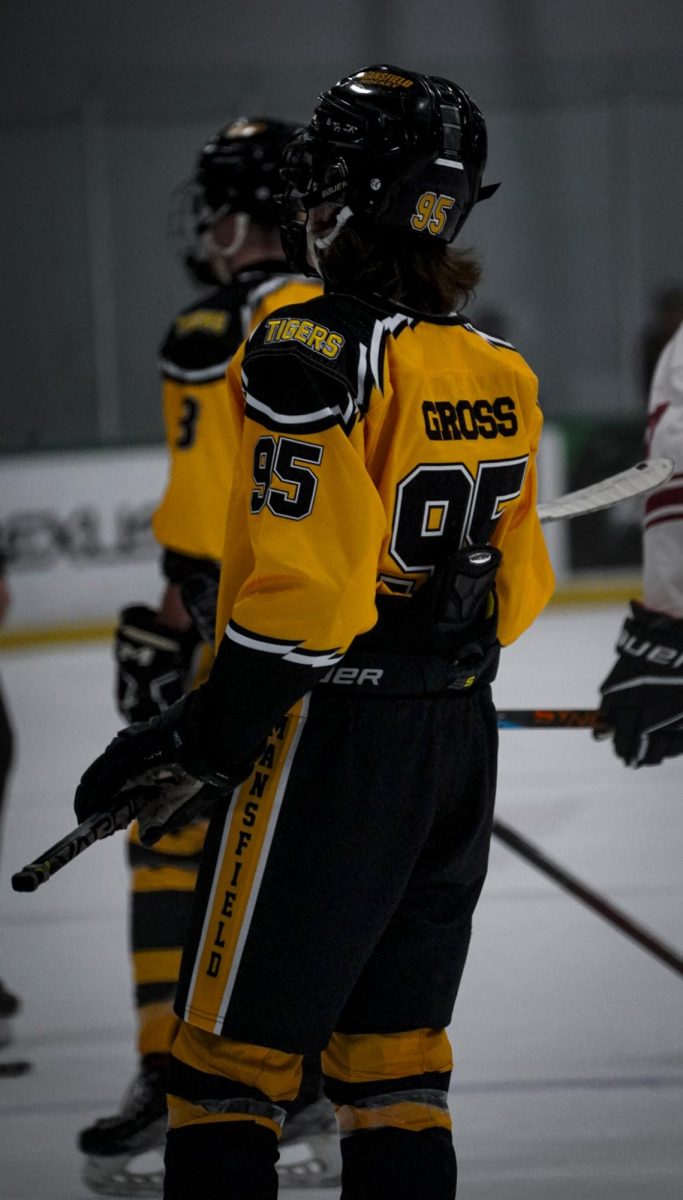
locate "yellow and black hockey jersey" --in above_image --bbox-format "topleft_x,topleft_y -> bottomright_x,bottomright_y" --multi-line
151,262 -> 321,568
200,290 -> 555,760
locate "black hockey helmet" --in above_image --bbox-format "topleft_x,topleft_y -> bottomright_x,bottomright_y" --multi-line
168,117 -> 300,282
279,65 -> 498,274
194,117 -> 300,231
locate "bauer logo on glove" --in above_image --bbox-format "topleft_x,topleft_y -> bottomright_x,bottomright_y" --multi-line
114,604 -> 200,724
596,600 -> 683,767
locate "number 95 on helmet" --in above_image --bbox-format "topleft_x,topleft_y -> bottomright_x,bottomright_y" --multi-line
279,63 -> 499,275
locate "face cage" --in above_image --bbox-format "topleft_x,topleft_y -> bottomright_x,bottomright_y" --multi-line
167,178 -> 208,269
169,177 -> 257,288
169,171 -> 257,243
278,138 -> 350,275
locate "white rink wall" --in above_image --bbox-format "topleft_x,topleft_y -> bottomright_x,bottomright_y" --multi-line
0,447 -> 169,633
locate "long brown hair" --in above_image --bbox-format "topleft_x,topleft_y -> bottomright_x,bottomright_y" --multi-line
319,219 -> 481,314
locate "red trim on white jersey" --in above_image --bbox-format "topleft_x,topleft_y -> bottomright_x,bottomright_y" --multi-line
644,323 -> 683,617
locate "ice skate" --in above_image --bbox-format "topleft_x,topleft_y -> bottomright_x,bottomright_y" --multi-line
278,1095 -> 342,1189
78,1056 -> 167,1196
79,1056 -> 340,1195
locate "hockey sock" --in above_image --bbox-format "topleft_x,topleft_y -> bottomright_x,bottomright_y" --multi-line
340,1125 -> 456,1200
164,1121 -> 279,1200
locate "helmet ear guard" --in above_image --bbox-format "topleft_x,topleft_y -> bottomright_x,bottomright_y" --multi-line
279,64 -> 499,276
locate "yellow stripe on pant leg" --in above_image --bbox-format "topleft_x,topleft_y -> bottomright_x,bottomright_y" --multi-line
131,865 -> 198,893
182,699 -> 309,1032
167,1094 -> 284,1138
172,1022 -> 303,1104
323,1028 -> 453,1085
133,948 -> 183,985
138,1002 -> 181,1058
129,819 -> 209,858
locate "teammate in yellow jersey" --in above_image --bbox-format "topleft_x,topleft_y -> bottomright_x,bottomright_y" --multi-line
74,65 -> 555,1199
77,118 -> 328,1195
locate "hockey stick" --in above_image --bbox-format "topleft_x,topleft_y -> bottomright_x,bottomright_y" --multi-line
11,791 -> 146,893
537,456 -> 673,524
497,709 -> 604,730
493,818 -> 683,979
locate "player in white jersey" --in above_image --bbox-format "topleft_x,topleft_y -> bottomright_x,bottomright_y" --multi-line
597,321 -> 683,765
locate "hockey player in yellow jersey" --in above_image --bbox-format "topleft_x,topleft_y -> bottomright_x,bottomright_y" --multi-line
77,118 -> 329,1195
74,66 -> 555,1199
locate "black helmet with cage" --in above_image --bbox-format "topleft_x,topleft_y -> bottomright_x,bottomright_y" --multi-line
194,117 -> 300,232
279,64 -> 498,277
169,117 -> 300,284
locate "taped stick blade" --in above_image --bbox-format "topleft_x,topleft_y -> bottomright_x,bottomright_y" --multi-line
538,457 -> 674,524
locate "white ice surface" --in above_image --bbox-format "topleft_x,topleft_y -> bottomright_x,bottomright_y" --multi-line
0,605 -> 681,1199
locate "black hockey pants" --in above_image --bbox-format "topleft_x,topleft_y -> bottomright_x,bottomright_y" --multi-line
166,672 -> 498,1199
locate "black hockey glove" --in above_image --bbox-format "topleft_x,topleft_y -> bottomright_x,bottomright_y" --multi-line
133,767 -> 222,847
74,691 -> 258,826
180,564 -> 220,646
114,605 -> 200,723
596,600 -> 683,767
413,543 -> 501,678
420,544 -> 501,639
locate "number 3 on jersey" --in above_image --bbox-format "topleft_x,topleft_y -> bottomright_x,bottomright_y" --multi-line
251,435 -> 324,520
175,396 -> 200,449
390,457 -> 529,573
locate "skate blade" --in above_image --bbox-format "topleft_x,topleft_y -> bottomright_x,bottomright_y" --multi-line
82,1128 -> 341,1193
82,1150 -> 164,1197
277,1132 -> 342,1189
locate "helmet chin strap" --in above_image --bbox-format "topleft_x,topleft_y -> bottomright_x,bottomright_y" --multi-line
307,205 -> 353,275
202,213 -> 250,282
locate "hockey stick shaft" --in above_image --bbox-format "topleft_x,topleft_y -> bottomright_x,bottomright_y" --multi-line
11,792 -> 146,893
493,818 -> 683,978
537,456 -> 673,524
497,708 -> 605,730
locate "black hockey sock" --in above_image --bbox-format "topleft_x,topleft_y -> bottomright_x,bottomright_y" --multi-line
340,1126 -> 457,1200
164,1121 -> 279,1200
288,1051 -> 323,1115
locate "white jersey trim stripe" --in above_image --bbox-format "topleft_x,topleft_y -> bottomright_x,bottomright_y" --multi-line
644,504 -> 683,526
463,323 -> 515,350
283,648 -> 344,667
368,313 -> 414,393
245,389 -> 342,427
240,275 -> 314,337
160,358 -> 230,383
226,625 -> 297,655
226,623 -> 342,667
606,676 -> 683,693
